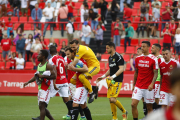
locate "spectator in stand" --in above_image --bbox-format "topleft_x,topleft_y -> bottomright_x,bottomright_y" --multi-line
130,54 -> 137,71
16,34 -> 26,59
152,0 -> 161,9
140,0 -> 149,21
113,17 -> 123,46
31,37 -> 43,53
147,14 -> 154,37
0,18 -> 5,42
108,0 -> 120,22
99,21 -> 106,31
31,49 -> 40,70
162,22 -> 172,50
29,0 -> 38,14
170,19 -> 177,44
46,0 -> 57,8
13,0 -> 20,18
33,27 -> 42,39
99,0 -> 108,24
81,21 -> 91,46
21,0 -> 29,16
65,0 -> 75,19
80,4 -> 89,23
66,17 -> 75,45
31,3 -> 42,30
136,16 -> 146,38
89,9 -> 101,30
39,36 -> 47,49
48,38 -> 57,48
59,41 -> 67,58
173,3 -> 179,21
123,2 -> 132,28
91,0 -> 99,13
25,34 -> 35,61
175,54 -> 180,62
0,0 -> 8,17
174,28 -> 180,54
58,3 -> 68,37
8,52 -> 17,69
43,2 -> 55,37
152,3 -> 160,38
96,53 -> 101,61
0,34 -> 12,62
80,0 -> 88,9
13,24 -> 25,45
161,4 -> 173,31
93,24 -> 103,54
16,53 -> 25,70
124,21 -> 134,51
6,17 -> 14,41
137,47 -> 142,56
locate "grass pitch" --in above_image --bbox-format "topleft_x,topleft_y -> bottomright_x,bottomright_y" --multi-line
0,96 -> 144,120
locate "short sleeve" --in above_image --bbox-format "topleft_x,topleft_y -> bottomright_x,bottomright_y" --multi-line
75,46 -> 84,60
25,39 -> 28,44
43,8 -> 46,12
153,58 -> 159,70
117,54 -> 124,66
66,23 -> 71,27
49,58 -> 54,65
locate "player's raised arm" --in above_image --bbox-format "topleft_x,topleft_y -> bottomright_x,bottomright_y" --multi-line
23,76 -> 36,88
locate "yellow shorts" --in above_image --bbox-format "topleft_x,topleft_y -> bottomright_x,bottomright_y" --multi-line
106,79 -> 122,98
84,65 -> 100,79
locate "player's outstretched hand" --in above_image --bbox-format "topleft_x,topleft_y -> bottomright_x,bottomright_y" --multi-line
54,84 -> 59,90
96,77 -> 104,83
68,64 -> 75,71
148,83 -> 153,91
23,82 -> 29,88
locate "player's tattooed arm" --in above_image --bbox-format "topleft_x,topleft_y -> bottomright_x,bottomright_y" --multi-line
23,76 -> 36,88
132,69 -> 138,91
148,69 -> 158,91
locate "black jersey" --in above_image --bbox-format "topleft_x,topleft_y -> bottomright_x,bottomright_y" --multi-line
108,52 -> 124,82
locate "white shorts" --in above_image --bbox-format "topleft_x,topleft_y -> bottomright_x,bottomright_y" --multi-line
68,83 -> 76,99
38,89 -> 51,105
159,91 -> 175,106
50,83 -> 69,98
132,87 -> 155,103
154,83 -> 160,98
73,87 -> 88,105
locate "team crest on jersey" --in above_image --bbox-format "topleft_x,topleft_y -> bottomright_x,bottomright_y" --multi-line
170,65 -> 173,69
113,59 -> 115,62
160,100 -> 162,103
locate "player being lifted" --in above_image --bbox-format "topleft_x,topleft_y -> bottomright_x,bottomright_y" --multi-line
131,41 -> 158,120
66,47 -> 92,120
48,46 -> 73,119
69,40 -> 99,103
96,42 -> 128,120
151,43 -> 163,109
159,48 -> 179,108
23,50 -> 56,120
65,47 -> 86,120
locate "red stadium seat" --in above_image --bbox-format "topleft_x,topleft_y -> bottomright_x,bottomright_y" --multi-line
123,54 -> 130,62
160,39 -> 163,46
57,46 -> 62,52
39,3 -> 45,9
24,24 -> 32,30
2,17 -> 8,22
161,2 -> 168,9
74,3 -> 82,9
116,46 -> 124,53
132,9 -> 138,17
14,23 -> 20,30
133,2 -> 141,9
126,46 -> 135,54
131,39 -> 139,46
139,39 -> 149,46
125,62 -> 130,71
60,39 -> 68,45
20,17 -> 27,22
132,17 -> 140,30
25,62 -> 34,70
29,17 -> 34,22
54,39 -> 59,45
120,39 -> 125,46
100,62 -> 105,71
11,17 -> 18,22
11,46 -> 16,52
150,39 -> 159,46
73,10 -> 78,16
101,54 -> 110,62
44,39 -> 50,46
0,62 -> 5,69
5,62 -> 11,69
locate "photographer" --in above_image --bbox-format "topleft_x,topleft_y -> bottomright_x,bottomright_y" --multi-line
124,21 -> 134,52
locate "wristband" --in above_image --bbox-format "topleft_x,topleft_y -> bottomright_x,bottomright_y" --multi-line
101,74 -> 106,78
112,74 -> 116,79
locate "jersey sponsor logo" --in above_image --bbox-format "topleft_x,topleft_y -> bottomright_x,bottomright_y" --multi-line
139,60 -> 149,64
138,63 -> 149,67
76,55 -> 79,57
109,63 -> 116,67
163,72 -> 171,76
113,59 -> 115,62
161,67 -> 165,69
60,75 -> 66,80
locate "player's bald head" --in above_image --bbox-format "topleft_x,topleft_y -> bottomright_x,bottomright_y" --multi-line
49,45 -> 57,55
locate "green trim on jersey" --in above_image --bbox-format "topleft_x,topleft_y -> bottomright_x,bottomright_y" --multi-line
37,62 -> 48,90
156,55 -> 163,82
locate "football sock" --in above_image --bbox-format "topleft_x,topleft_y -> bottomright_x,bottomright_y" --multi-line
114,100 -> 126,113
79,105 -> 85,116
153,102 -> 158,110
83,107 -> 92,120
68,100 -> 73,115
71,107 -> 79,120
143,102 -> 147,116
110,103 -> 117,119
133,118 -> 138,120
158,105 -> 162,109
66,101 -> 73,116
78,74 -> 93,93
70,78 -> 77,85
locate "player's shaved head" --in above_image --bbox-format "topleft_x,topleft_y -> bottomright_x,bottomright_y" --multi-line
162,48 -> 170,62
153,44 -> 161,51
49,45 -> 57,55
151,44 -> 161,55
106,42 -> 115,49
39,50 -> 49,61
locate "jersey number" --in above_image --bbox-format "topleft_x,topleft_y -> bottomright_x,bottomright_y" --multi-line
59,63 -> 63,74
160,94 -> 165,99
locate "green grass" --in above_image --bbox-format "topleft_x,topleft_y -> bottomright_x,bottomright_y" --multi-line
0,96 -> 144,120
